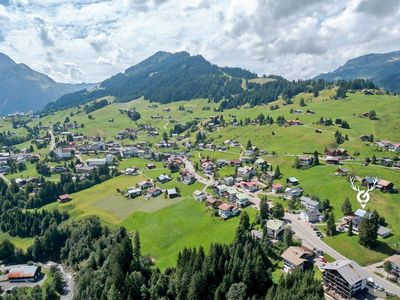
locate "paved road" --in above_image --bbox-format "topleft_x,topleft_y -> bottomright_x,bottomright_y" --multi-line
49,129 -> 56,152
285,213 -> 400,297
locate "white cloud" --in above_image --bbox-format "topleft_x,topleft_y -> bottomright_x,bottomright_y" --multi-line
0,0 -> 399,83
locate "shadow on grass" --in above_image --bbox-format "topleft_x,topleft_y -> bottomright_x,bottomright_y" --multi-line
372,239 -> 396,256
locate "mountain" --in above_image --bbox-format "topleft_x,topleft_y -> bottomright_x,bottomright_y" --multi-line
0,52 -> 95,114
43,51 -> 258,112
315,50 -> 400,92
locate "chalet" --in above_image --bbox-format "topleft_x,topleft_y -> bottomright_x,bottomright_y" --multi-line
376,179 -> 394,192
261,171 -> 276,181
147,187 -> 162,198
271,183 -> 283,194
326,156 -> 340,165
218,203 -> 238,219
322,260 -> 367,299
87,158 -> 107,166
237,166 -> 256,180
335,166 -> 349,176
239,181 -> 258,193
138,180 -> 153,190
235,193 -> 250,208
298,155 -> 314,167
284,187 -> 303,200
157,174 -> 172,183
146,163 -> 156,169
224,176 -> 235,186
75,165 -> 95,174
281,246 -> 314,272
361,176 -> 377,188
377,226 -> 391,238
286,177 -> 299,186
226,188 -> 238,202
7,265 -> 41,282
286,120 -> 302,126
300,210 -> 323,223
206,198 -> 222,209
52,166 -> 67,173
216,159 -> 229,168
193,190 -> 208,201
359,135 -> 370,142
58,194 -> 72,203
266,219 -> 285,239
230,159 -> 242,167
254,158 -> 267,169
215,184 -> 227,197
201,161 -> 215,175
384,255 -> 400,278
180,170 -> 196,185
325,147 -> 348,158
167,188 -> 179,199
300,196 -> 320,211
127,188 -> 142,198
124,167 -> 138,176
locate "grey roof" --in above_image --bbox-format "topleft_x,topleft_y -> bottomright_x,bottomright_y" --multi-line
322,260 -> 367,285
300,196 -> 320,208
167,188 -> 178,195
378,226 -> 391,236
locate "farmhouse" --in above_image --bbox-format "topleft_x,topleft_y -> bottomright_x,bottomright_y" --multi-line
286,120 -> 302,126
266,219 -> 285,239
138,180 -> 153,190
286,177 -> 299,186
147,187 -> 162,198
237,166 -> 256,180
322,260 -> 367,299
376,179 -> 394,192
298,155 -> 314,167
180,169 -> 196,185
7,265 -> 41,282
326,156 -> 340,165
335,166 -> 349,176
58,194 -> 72,203
157,174 -> 172,183
167,188 -> 179,199
127,188 -> 142,198
281,246 -> 314,272
56,147 -> 72,159
238,181 -> 258,193
325,147 -> 348,157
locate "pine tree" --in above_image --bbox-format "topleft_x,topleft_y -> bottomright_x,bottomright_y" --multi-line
246,140 -> 252,150
259,198 -> 269,225
133,230 -> 141,260
341,197 -> 352,216
326,212 -> 336,236
283,226 -> 293,250
347,219 -> 353,236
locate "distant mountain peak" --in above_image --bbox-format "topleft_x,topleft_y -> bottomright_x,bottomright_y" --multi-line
315,49 -> 400,92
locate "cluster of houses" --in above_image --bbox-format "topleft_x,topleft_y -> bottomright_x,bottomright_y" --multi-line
125,180 -> 166,199
338,209 -> 392,238
375,140 -> 400,152
0,151 -> 40,174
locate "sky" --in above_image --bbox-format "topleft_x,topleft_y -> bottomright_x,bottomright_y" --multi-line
0,0 -> 399,83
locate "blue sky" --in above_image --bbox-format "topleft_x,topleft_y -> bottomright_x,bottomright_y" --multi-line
0,0 -> 399,83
